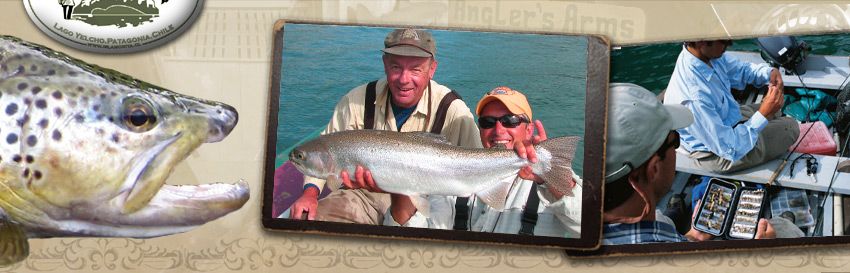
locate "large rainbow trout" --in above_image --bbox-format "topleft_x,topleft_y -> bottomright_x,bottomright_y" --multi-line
0,35 -> 249,265
289,130 -> 580,211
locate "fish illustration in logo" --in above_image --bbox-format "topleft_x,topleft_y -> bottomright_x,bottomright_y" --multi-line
62,0 -> 167,27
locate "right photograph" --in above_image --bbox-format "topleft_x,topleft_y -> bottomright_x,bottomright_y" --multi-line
593,32 -> 850,255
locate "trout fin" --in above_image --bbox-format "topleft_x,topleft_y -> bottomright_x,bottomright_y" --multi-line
325,175 -> 343,192
0,217 -> 29,266
537,136 -> 581,197
475,182 -> 512,211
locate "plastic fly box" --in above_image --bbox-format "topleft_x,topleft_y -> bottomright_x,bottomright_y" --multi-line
692,178 -> 767,239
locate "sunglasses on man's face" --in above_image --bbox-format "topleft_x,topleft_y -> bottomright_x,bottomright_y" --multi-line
658,131 -> 681,152
478,115 -> 528,129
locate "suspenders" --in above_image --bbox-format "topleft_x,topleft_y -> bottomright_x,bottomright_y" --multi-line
364,80 -> 539,234
454,182 -> 542,234
364,81 -> 378,130
363,80 -> 460,134
452,197 -> 470,230
519,184 -> 541,235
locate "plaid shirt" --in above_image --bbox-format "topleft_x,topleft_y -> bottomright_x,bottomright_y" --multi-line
602,221 -> 689,245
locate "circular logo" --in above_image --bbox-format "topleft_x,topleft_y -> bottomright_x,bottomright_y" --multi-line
23,0 -> 203,53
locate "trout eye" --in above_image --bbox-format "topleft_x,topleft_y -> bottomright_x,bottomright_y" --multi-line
121,97 -> 158,132
293,150 -> 305,160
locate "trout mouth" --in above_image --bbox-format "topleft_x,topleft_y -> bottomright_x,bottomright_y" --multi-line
72,180 -> 250,238
288,149 -> 314,177
102,100 -> 247,235
46,130 -> 250,238
120,133 -> 182,214
119,100 -> 246,216
82,132 -> 250,237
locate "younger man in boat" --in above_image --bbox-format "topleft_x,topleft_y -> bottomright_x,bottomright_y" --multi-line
603,83 -> 777,244
346,87 -> 581,237
664,40 -> 800,173
286,28 -> 482,224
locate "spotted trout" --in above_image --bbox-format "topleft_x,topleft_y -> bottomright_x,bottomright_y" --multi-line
0,35 -> 249,265
289,130 -> 580,212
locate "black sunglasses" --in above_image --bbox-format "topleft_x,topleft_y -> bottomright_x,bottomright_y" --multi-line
478,115 -> 528,129
656,131 -> 681,155
652,131 -> 680,160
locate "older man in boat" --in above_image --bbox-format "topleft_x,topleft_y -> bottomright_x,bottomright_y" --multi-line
345,87 -> 581,237
286,28 -> 482,224
663,39 -> 800,173
603,83 -> 780,244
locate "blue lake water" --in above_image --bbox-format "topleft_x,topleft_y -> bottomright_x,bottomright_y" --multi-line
278,24 -> 588,175
611,33 -> 850,93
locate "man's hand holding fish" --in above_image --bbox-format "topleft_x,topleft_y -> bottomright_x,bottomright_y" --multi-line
515,120 -> 564,197
288,87 -> 581,236
284,28 -> 483,225
339,132 -> 550,225
374,87 -> 582,237
343,87 -> 581,238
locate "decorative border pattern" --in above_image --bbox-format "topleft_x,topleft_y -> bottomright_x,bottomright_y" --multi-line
4,237 -> 850,271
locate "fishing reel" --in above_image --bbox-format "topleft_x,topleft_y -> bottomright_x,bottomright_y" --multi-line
755,36 -> 812,75
789,153 -> 818,179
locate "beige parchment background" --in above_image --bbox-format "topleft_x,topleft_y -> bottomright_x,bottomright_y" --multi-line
4,0 -> 850,272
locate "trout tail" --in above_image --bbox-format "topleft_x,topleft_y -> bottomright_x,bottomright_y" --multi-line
536,136 -> 581,197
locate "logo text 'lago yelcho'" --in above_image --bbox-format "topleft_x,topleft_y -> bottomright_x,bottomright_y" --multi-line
24,0 -> 202,53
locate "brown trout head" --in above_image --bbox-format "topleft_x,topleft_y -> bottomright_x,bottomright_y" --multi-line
0,35 -> 249,239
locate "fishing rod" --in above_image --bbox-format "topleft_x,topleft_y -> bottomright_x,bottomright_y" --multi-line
811,76 -> 850,237
812,121 -> 850,236
758,36 -> 812,185
766,70 -> 824,185
731,36 -> 844,237
760,67 -> 846,237
771,70 -> 850,237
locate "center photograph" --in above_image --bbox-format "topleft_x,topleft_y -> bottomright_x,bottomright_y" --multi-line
262,22 -> 606,250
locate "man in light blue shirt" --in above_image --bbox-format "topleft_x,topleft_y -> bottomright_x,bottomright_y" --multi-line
664,40 -> 800,173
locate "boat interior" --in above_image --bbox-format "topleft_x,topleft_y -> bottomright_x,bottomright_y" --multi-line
660,43 -> 850,239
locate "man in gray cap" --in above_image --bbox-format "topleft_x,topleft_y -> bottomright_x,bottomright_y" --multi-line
602,83 -> 780,244
286,28 -> 482,224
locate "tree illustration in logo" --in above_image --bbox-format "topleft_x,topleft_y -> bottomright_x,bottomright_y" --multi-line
67,0 -> 163,27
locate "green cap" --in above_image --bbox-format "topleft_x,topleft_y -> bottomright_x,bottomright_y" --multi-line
381,28 -> 435,58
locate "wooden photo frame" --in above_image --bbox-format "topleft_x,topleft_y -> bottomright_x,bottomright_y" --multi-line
261,21 -> 607,250
569,32 -> 850,257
